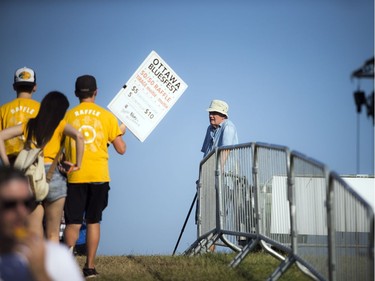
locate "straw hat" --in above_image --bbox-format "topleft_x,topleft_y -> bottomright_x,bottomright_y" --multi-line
206,100 -> 229,117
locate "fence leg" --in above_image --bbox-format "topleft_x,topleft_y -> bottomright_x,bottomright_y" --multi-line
266,254 -> 296,281
229,238 -> 260,268
184,232 -> 219,256
173,192 -> 197,255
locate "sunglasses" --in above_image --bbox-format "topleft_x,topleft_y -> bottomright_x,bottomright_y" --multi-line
0,197 -> 35,211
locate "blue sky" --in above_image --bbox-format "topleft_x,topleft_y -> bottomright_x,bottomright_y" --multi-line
0,0 -> 373,255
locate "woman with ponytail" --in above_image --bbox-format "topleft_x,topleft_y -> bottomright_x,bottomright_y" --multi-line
0,91 -> 84,241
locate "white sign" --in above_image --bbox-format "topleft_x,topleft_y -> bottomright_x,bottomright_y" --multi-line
108,50 -> 188,142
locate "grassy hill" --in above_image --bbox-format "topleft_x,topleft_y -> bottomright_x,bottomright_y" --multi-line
76,252 -> 312,281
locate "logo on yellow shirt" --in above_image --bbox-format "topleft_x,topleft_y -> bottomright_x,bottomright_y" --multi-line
79,125 -> 96,144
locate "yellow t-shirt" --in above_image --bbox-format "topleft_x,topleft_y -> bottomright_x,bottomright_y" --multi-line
64,102 -> 122,183
0,98 -> 40,156
22,119 -> 66,164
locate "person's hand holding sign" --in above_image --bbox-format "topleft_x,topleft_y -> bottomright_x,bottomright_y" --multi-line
119,123 -> 126,136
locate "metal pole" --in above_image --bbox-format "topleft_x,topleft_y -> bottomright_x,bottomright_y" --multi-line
327,174 -> 337,281
356,112 -> 360,174
172,192 -> 197,255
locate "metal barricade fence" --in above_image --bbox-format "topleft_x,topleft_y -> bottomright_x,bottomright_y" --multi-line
330,172 -> 374,281
290,151 -> 330,280
184,142 -> 374,281
217,144 -> 254,250
254,144 -> 291,252
197,149 -> 217,240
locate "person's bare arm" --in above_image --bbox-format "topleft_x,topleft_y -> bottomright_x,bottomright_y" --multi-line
0,124 -> 23,165
111,123 -> 126,155
63,124 -> 85,171
112,135 -> 126,155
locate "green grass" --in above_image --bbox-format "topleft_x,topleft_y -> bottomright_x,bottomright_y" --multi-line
76,252 -> 312,281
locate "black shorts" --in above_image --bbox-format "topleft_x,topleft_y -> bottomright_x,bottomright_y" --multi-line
64,182 -> 110,224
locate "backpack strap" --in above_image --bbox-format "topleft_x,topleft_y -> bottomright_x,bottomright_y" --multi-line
46,136 -> 65,183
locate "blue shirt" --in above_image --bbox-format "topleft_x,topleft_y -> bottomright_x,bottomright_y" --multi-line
201,119 -> 238,157
0,253 -> 33,281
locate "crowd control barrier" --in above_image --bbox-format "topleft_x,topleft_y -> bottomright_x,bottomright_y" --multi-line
184,142 -> 374,281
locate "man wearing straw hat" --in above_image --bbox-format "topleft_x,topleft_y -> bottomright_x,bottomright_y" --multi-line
175,100 -> 239,253
199,100 -> 239,251
201,99 -> 238,156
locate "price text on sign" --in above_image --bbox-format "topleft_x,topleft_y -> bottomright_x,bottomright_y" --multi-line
108,51 -> 188,142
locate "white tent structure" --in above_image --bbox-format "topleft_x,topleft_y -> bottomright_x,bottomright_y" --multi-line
342,175 -> 374,211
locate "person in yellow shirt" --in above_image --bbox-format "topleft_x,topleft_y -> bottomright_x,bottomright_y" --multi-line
0,91 -> 84,242
63,75 -> 126,278
0,67 -> 40,163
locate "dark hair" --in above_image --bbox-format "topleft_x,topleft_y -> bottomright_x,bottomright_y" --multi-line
26,91 -> 69,148
75,90 -> 95,100
14,84 -> 35,93
0,166 -> 28,189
